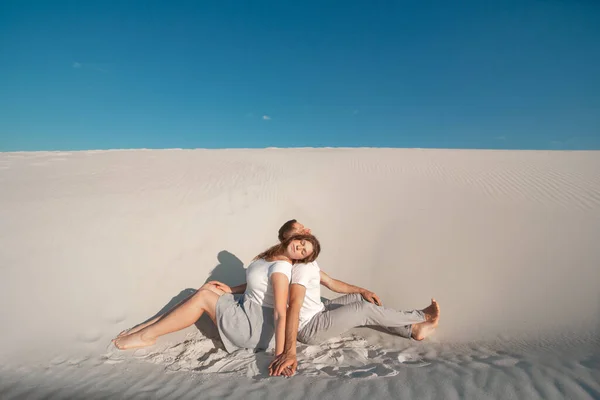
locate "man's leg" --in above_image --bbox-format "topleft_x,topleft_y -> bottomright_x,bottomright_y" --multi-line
322,293 -> 363,309
322,294 -> 412,338
299,299 -> 439,345
114,284 -> 224,350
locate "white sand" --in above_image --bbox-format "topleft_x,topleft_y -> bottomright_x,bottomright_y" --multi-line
0,148 -> 599,399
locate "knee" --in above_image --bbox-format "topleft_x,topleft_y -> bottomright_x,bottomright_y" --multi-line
198,283 -> 225,296
350,293 -> 364,303
189,287 -> 216,308
198,283 -> 215,291
356,300 -> 376,310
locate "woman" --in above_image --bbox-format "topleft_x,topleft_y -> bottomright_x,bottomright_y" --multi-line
113,234 -> 321,356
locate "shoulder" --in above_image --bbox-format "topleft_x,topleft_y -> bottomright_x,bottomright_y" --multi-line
268,260 -> 292,277
291,262 -> 320,282
247,258 -> 266,268
271,259 -> 292,269
294,261 -> 319,273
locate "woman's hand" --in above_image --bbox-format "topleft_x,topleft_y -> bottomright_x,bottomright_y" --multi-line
207,281 -> 232,294
269,352 -> 298,377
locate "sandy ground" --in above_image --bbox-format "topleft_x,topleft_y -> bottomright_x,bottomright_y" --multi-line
0,148 -> 599,399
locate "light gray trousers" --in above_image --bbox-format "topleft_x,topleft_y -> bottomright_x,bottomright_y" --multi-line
297,293 -> 426,345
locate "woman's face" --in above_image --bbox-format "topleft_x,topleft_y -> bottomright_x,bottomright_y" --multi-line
286,238 -> 314,260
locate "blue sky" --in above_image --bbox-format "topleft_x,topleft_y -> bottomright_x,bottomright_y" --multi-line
1,1 -> 599,151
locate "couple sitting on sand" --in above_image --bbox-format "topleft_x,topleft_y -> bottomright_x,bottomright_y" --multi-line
113,220 -> 440,376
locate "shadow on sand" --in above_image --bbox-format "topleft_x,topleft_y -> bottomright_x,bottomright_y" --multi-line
128,250 -> 247,344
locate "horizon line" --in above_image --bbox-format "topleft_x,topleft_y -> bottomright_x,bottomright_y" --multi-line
2,146 -> 599,154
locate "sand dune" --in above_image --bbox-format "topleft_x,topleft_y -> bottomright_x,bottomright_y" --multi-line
0,148 -> 599,399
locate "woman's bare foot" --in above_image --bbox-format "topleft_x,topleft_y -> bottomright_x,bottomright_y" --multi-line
113,332 -> 157,350
411,298 -> 440,341
114,316 -> 161,340
116,329 -> 130,338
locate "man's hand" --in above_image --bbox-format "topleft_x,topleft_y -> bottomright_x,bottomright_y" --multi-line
206,281 -> 232,294
360,289 -> 382,306
269,352 -> 298,377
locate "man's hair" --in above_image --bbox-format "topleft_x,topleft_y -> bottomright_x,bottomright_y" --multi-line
278,219 -> 298,242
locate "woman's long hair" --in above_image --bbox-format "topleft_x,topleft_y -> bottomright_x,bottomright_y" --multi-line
254,234 -> 321,264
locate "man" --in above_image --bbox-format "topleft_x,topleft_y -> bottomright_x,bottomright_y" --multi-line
268,220 -> 441,377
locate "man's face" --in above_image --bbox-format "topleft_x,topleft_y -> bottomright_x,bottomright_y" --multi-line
287,222 -> 311,238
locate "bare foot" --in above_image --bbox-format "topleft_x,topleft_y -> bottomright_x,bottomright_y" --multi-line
115,329 -> 131,339
113,332 -> 156,350
421,298 -> 440,321
114,316 -> 161,340
411,298 -> 440,341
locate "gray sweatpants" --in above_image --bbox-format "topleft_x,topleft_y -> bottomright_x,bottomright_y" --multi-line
297,293 -> 426,345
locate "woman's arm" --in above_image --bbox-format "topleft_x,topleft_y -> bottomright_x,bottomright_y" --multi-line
271,272 -> 290,356
229,283 -> 247,294
207,281 -> 247,294
269,283 -> 305,376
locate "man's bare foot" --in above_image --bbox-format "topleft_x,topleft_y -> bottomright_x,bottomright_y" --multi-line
421,298 -> 440,322
411,298 -> 440,341
113,332 -> 157,350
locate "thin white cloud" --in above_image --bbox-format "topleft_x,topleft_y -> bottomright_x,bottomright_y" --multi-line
495,135 -> 506,140
71,62 -> 109,72
262,115 -> 271,120
353,110 -> 359,115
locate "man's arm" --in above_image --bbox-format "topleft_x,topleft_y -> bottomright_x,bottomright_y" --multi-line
269,283 -> 306,377
320,270 -> 382,306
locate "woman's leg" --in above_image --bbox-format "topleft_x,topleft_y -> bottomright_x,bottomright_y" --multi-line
116,315 -> 161,338
114,284 -> 224,350
116,289 -> 201,338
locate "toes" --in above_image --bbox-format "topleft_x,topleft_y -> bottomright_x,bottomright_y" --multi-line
114,338 -> 127,350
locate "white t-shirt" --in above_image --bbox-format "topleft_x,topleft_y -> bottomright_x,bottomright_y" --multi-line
244,258 -> 292,308
291,261 -> 325,329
